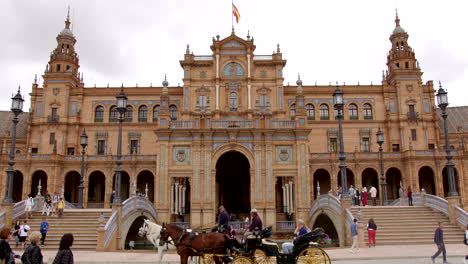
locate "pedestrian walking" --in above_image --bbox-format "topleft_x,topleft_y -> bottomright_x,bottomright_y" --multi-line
42,191 -> 52,216
431,222 -> 447,264
21,231 -> 43,264
13,220 -> 21,247
52,192 -> 60,216
25,194 -> 34,218
362,187 -> 368,206
348,185 -> 355,205
0,227 -> 19,264
398,186 -> 406,206
110,190 -> 115,204
349,218 -> 359,253
40,217 -> 49,245
407,187 -> 413,206
369,186 -> 377,206
18,221 -> 30,248
57,198 -> 65,217
367,218 -> 377,247
52,233 -> 74,264
354,189 -> 361,206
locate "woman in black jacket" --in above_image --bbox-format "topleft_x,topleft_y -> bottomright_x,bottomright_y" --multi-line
53,233 -> 74,264
21,231 -> 43,264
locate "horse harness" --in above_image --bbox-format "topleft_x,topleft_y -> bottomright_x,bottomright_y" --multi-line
162,227 -> 227,255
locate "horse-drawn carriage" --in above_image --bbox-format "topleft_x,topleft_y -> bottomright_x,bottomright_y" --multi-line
157,222 -> 331,264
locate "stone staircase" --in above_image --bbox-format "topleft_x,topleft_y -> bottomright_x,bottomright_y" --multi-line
13,209 -> 112,251
350,206 -> 464,245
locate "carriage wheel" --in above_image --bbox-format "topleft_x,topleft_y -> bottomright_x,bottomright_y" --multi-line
198,254 -> 215,264
253,249 -> 276,264
296,247 -> 330,264
231,256 -> 254,264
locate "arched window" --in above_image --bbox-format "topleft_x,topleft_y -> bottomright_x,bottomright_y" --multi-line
169,105 -> 178,120
290,104 -> 296,119
109,106 -> 118,122
306,104 -> 315,120
223,62 -> 244,77
229,92 -> 238,111
363,104 -> 373,120
349,104 -> 358,120
138,105 -> 147,122
153,105 -> 160,122
320,104 -> 329,120
124,106 -> 133,122
95,106 -> 104,122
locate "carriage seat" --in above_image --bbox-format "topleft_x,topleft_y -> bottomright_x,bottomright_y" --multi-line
309,241 -> 318,246
262,239 -> 279,256
247,235 -> 257,239
261,239 -> 278,247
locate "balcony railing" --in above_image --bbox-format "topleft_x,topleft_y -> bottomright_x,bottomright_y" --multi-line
407,112 -> 420,121
271,120 -> 296,129
211,120 -> 253,129
47,115 -> 59,123
170,120 -> 197,129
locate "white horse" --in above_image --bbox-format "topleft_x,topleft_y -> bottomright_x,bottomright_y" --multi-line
138,219 -> 177,262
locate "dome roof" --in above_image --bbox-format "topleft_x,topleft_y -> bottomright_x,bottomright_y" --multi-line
392,25 -> 406,34
60,27 -> 74,37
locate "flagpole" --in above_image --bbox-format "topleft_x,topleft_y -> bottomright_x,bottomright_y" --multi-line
231,0 -> 234,33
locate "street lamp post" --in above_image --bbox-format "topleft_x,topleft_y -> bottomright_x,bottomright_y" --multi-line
3,87 -> 24,203
436,82 -> 458,197
114,88 -> 128,204
333,85 -> 348,199
78,130 -> 88,208
376,128 -> 388,205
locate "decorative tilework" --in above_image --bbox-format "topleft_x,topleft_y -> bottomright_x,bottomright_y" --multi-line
267,151 -> 273,200
240,142 -> 253,150
276,146 -> 293,163
194,152 -> 199,200
300,144 -> 307,203
205,152 -> 211,200
173,146 -> 190,164
213,142 -> 224,151
159,145 -> 166,202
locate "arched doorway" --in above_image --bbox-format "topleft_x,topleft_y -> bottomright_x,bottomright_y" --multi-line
337,168 -> 355,190
216,151 -> 250,216
442,167 -> 460,197
361,168 -> 379,195
31,170 -> 47,197
64,171 -> 80,204
418,166 -> 435,195
385,168 -> 402,200
137,171 -> 155,202
88,171 -> 105,208
124,216 -> 153,249
313,214 -> 339,246
12,171 -> 24,202
113,171 -> 130,201
313,169 -> 331,198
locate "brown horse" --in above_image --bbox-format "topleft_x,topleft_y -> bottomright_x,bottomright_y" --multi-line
159,223 -> 230,264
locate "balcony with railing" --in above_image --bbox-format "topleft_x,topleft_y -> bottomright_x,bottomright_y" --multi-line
170,120 -> 197,129
407,111 -> 420,121
271,120 -> 296,129
47,115 -> 59,123
211,120 -> 254,129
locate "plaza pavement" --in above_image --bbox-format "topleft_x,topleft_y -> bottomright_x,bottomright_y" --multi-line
28,244 -> 467,263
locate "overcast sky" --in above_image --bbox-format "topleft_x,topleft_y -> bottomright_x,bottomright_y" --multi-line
1,0 -> 467,112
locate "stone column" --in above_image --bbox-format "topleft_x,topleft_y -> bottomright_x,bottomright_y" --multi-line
358,221 -> 366,248
1,203 -> 13,228
96,212 -> 106,251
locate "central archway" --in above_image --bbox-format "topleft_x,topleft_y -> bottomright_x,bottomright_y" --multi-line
216,151 -> 250,216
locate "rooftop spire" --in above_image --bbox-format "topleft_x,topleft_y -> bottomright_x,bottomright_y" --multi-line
395,9 -> 400,26
65,6 -> 71,29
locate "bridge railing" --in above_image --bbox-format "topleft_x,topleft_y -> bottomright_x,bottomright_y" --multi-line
104,196 -> 157,249
0,211 -> 4,228
277,221 -> 295,231
310,194 -> 342,216
231,221 -> 250,231
12,197 -> 77,219
455,206 -> 468,228
104,211 -> 118,248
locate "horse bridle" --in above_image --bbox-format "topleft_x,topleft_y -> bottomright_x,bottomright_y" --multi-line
159,227 -> 175,248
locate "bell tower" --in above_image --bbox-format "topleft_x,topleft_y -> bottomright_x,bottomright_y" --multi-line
45,9 -> 80,81
385,11 -> 421,82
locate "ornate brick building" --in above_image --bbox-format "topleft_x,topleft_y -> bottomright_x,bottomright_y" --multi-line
1,13 -> 467,228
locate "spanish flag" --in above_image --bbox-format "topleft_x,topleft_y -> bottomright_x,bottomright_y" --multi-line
232,3 -> 240,23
